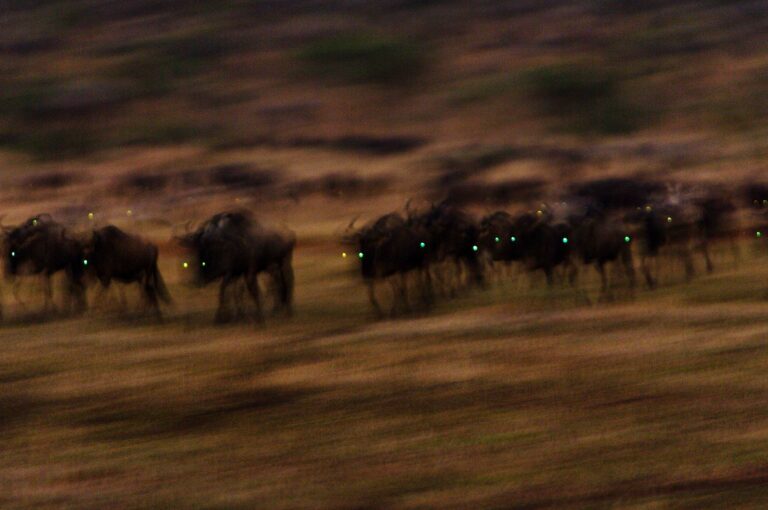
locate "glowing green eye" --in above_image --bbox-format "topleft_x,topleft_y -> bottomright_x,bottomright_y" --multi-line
419,242 -> 426,248
562,237 -> 569,244
201,261 -> 206,267
472,245 -> 478,252
83,259 -> 88,266
358,252 -> 364,259
624,236 -> 631,243
510,236 -> 516,242
182,261 -> 189,268
494,236 -> 500,243
10,251 -> 15,257
757,231 -> 763,238
32,219 -> 37,226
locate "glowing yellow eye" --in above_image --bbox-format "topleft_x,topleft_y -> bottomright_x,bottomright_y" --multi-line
182,262 -> 189,268
88,212 -> 94,220
667,217 -> 672,223
126,210 -> 132,216
342,252 -> 347,258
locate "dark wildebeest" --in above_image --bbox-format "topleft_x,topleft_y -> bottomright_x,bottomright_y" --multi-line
408,201 -> 483,295
177,211 -> 295,323
569,206 -> 635,301
694,190 -> 739,272
84,225 -> 171,317
2,214 -> 86,314
624,203 -> 696,288
494,209 -> 575,289
343,212 -> 431,317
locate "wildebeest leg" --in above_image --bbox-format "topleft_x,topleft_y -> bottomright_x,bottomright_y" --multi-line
730,234 -> 740,269
596,262 -> 611,302
12,279 -> 26,310
234,279 -> 247,319
701,240 -> 714,274
642,253 -> 655,289
118,285 -> 127,308
419,267 -> 434,309
278,260 -> 294,317
215,276 -> 234,323
142,274 -> 162,320
43,274 -> 54,312
366,279 -> 383,319
544,266 -> 554,287
399,273 -> 411,314
245,273 -> 264,324
388,277 -> 402,317
622,248 -> 636,298
682,247 -> 695,282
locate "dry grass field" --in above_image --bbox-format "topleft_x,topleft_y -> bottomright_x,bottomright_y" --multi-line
4,1 -> 768,507
2,152 -> 768,508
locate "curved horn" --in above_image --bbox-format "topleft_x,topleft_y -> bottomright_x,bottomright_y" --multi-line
346,215 -> 360,232
0,215 -> 12,234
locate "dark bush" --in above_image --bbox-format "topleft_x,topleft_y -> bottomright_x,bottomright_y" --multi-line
115,172 -> 170,195
443,178 -> 547,206
569,177 -> 665,210
22,171 -> 77,190
297,33 -> 427,85
208,164 -> 277,190
288,173 -> 391,199
523,63 -> 646,135
0,127 -> 99,160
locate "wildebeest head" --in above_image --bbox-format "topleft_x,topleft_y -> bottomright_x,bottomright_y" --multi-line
174,212 -> 254,286
3,214 -> 66,277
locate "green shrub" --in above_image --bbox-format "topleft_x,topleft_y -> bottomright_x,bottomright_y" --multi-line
0,127 -> 99,160
523,63 -> 646,135
108,31 -> 230,98
297,33 -> 426,85
449,74 -> 519,105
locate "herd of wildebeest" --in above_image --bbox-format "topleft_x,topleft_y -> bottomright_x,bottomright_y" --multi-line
4,175 -> 768,323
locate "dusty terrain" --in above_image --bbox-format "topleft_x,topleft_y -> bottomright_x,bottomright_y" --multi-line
4,1 -> 768,508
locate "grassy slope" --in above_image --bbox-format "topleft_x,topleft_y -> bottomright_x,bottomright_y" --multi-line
2,241 -> 768,509
3,2 -> 768,508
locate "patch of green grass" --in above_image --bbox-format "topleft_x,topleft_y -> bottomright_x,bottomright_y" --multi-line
523,62 -> 648,135
0,126 -> 100,160
296,33 -> 427,85
448,73 -> 520,105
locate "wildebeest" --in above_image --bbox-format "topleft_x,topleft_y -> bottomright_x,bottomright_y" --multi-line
343,212 -> 432,317
2,214 -> 86,314
84,225 -> 171,317
176,210 -> 295,323
408,201 -> 484,295
694,190 -> 740,272
569,208 -> 635,300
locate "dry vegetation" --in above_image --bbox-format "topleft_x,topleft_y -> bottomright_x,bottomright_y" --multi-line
3,0 -> 768,508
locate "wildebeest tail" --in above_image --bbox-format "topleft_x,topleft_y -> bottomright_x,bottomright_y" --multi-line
151,262 -> 172,304
148,245 -> 172,304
